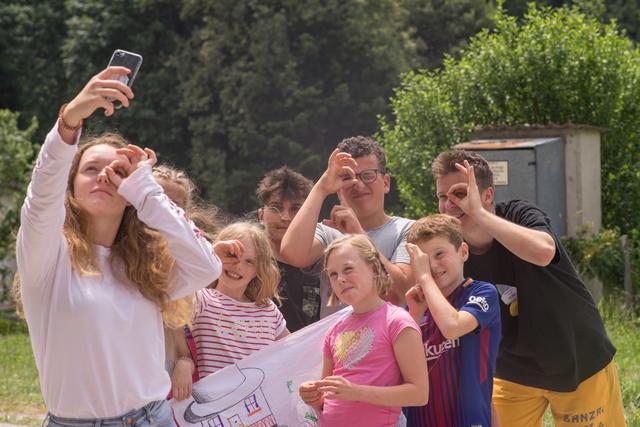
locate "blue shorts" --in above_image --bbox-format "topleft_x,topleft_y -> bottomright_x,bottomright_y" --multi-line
45,400 -> 175,427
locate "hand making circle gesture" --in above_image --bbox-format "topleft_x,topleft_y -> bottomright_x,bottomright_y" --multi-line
317,149 -> 359,196
213,239 -> 246,265
446,160 -> 485,219
103,144 -> 157,188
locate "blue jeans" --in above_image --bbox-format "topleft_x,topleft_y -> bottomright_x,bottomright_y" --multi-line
45,400 -> 175,427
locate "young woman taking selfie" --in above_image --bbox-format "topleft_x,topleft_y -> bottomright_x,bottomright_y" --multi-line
16,66 -> 226,426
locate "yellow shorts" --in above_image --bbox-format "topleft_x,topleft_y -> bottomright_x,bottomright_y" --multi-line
493,360 -> 625,427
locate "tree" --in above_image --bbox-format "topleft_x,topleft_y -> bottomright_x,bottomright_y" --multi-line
62,0 -> 191,167
0,110 -> 37,300
403,0 -> 495,69
0,0 -> 67,144
0,0 -> 498,217
379,4 -> 640,234
178,0 -> 415,213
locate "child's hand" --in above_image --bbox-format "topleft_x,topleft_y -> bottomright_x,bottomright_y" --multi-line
299,380 -> 322,405
317,149 -> 358,195
171,357 -> 194,401
406,285 -> 427,322
407,243 -> 434,284
317,376 -> 361,401
213,240 -> 245,264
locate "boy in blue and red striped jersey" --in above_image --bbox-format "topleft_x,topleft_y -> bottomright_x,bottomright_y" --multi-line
404,214 -> 501,427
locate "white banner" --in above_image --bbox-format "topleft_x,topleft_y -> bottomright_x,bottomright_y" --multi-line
171,307 -> 351,427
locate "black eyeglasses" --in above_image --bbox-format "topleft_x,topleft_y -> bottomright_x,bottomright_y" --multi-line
263,205 -> 301,218
341,168 -> 385,184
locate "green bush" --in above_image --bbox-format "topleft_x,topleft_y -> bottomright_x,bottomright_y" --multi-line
0,110 -> 37,302
379,4 -> 640,234
0,318 -> 28,335
562,227 -> 639,297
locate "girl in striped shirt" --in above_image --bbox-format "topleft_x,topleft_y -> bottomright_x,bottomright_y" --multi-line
189,222 -> 290,379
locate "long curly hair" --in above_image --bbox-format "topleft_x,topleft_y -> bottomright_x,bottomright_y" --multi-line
213,222 -> 281,307
63,134 -> 189,328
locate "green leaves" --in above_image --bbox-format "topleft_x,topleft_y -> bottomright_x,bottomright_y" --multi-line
380,4 -> 640,234
0,110 -> 36,301
562,226 -> 640,295
177,0 -> 416,212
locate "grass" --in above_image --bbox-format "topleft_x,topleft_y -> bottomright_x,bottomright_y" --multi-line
0,333 -> 45,425
0,292 -> 638,426
542,291 -> 640,426
601,294 -> 640,426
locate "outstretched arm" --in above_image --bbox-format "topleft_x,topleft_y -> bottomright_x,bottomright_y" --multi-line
447,161 -> 556,266
17,67 -> 134,287
281,149 -> 358,267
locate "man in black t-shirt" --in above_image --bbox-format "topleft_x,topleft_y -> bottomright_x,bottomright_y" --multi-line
256,167 -> 321,332
431,149 -> 624,426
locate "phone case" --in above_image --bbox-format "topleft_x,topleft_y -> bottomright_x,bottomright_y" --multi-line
107,49 -> 143,88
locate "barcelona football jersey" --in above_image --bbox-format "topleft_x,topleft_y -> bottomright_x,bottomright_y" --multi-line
406,278 -> 501,427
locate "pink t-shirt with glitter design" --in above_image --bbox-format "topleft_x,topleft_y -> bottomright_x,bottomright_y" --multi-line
321,302 -> 420,427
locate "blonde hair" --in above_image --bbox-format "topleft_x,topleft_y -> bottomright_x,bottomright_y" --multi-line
153,164 -> 222,242
214,222 -> 281,307
63,134 -> 190,328
323,234 -> 391,306
152,164 -> 197,210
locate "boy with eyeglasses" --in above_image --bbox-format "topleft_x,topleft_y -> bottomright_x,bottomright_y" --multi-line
281,136 -> 414,310
256,166 -> 329,331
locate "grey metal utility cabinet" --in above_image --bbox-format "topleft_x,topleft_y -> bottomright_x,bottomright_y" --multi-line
455,124 -> 604,237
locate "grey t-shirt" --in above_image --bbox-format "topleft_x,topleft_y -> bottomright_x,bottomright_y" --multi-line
314,216 -> 414,318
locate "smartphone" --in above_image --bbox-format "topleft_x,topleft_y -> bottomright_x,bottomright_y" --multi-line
107,49 -> 143,108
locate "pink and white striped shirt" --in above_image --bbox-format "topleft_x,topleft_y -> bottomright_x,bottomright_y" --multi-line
192,288 -> 287,378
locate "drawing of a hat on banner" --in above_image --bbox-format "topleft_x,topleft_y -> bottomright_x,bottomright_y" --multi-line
184,366 -> 267,423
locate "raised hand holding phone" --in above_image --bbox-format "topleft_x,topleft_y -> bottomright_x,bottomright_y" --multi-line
58,67 -> 135,143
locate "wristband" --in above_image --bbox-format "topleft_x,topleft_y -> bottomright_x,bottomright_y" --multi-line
58,103 -> 83,131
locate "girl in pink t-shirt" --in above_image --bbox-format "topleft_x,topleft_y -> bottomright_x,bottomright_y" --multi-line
299,234 -> 429,427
